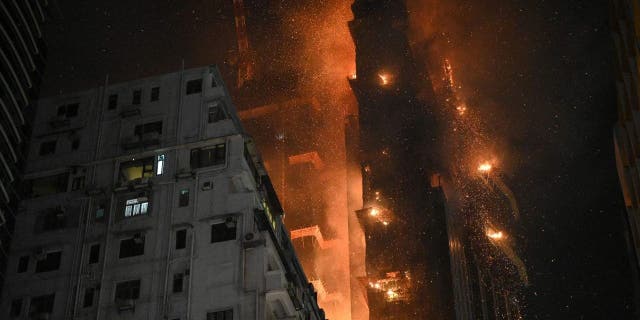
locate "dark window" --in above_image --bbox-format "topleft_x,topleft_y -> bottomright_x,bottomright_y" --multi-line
35,251 -> 62,273
211,75 -> 217,88
89,244 -> 100,264
175,229 -> 187,250
39,140 -> 56,156
211,219 -> 236,243
114,280 -> 140,301
172,273 -> 184,293
71,138 -> 80,150
178,189 -> 189,207
132,89 -> 142,105
10,298 -> 22,317
57,104 -> 79,118
207,309 -> 233,320
83,288 -> 95,308
134,121 -> 163,136
186,79 -> 202,94
207,102 -> 227,123
24,173 -> 69,198
40,208 -> 66,232
119,235 -> 145,258
190,144 -> 226,169
17,256 -> 29,273
66,103 -> 79,117
71,176 -> 85,191
150,86 -> 160,101
108,94 -> 118,110
28,294 -> 55,315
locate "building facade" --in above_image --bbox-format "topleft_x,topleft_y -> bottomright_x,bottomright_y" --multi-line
348,1 -> 456,319
612,0 -> 640,318
0,0 -> 49,294
0,65 -> 325,320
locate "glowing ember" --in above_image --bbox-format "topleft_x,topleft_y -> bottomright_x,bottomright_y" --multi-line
370,208 -> 380,217
456,104 -> 467,116
349,72 -> 357,80
487,230 -> 504,240
478,162 -> 492,173
378,73 -> 390,85
386,289 -> 399,300
382,221 -> 389,226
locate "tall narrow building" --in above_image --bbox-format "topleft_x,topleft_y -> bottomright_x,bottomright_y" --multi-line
0,65 -> 325,320
0,0 -> 50,295
348,0 -> 456,318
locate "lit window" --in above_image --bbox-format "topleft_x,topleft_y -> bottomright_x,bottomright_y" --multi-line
156,154 -> 165,175
124,198 -> 149,217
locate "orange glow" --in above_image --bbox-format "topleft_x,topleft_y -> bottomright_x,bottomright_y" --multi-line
378,73 -> 391,85
478,162 -> 493,173
487,230 -> 504,240
456,104 -> 467,116
370,208 -> 380,217
349,72 -> 357,80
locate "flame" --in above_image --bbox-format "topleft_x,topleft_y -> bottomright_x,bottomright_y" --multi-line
378,73 -> 391,85
487,230 -> 504,240
349,72 -> 357,80
477,162 -> 492,173
370,208 -> 380,217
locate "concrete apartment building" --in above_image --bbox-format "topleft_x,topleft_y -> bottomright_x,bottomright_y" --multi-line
0,65 -> 325,320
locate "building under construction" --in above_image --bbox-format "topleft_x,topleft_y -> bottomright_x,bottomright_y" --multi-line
347,0 -> 456,318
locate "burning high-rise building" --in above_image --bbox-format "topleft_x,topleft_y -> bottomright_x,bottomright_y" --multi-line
347,0 -> 456,318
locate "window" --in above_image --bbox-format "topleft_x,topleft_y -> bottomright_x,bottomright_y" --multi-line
119,157 -> 155,182
57,103 -> 79,118
108,94 -> 118,110
207,309 -> 233,320
186,79 -> 202,94
190,144 -> 226,169
35,251 -> 62,273
156,154 -> 166,175
175,229 -> 187,250
89,244 -> 100,264
124,198 -> 149,217
71,138 -> 80,150
114,280 -> 140,301
211,218 -> 237,243
71,176 -> 85,191
211,75 -> 217,88
150,86 -> 160,101
134,121 -> 163,136
83,288 -> 95,308
132,89 -> 142,105
207,102 -> 227,123
10,298 -> 22,317
39,140 -> 57,156
95,205 -> 105,219
172,273 -> 184,293
24,173 -> 69,197
178,189 -> 189,207
17,256 -> 29,273
40,208 -> 66,232
119,235 -> 145,258
28,294 -> 55,316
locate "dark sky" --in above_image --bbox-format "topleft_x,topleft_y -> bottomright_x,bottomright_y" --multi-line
41,0 -> 633,318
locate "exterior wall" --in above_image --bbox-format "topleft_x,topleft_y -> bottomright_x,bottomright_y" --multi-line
0,0 -> 49,296
612,0 -> 640,318
1,66 -> 324,320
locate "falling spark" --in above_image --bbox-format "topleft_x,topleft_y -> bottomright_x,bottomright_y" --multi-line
382,221 -> 389,226
456,104 -> 467,116
478,162 -> 492,173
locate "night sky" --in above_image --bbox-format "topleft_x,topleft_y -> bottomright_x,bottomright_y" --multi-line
41,0 -> 632,318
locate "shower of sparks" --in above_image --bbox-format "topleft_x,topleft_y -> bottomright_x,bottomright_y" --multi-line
478,162 -> 493,173
487,230 -> 504,240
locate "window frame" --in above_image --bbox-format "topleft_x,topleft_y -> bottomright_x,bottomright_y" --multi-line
185,79 -> 203,95
150,86 -> 160,102
132,89 -> 142,105
35,251 -> 62,273
123,198 -> 149,218
114,279 -> 141,301
118,235 -> 145,259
